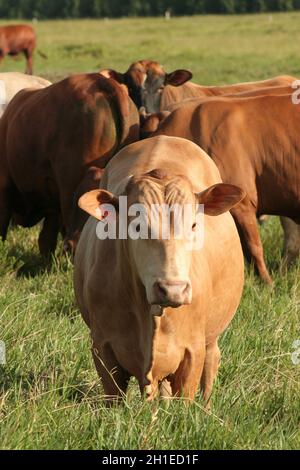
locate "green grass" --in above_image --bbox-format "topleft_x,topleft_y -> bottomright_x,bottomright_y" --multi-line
0,13 -> 300,450
2,13 -> 300,83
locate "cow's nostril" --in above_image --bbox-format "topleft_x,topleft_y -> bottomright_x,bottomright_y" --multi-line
153,280 -> 191,307
156,282 -> 168,298
183,283 -> 190,295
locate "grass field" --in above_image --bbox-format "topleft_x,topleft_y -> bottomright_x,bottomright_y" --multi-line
0,13 -> 300,450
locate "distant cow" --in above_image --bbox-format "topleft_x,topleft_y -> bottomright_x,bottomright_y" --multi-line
74,135 -> 245,404
0,73 -> 139,256
0,25 -> 37,75
102,60 -> 296,113
154,94 -> 300,284
0,72 -> 51,117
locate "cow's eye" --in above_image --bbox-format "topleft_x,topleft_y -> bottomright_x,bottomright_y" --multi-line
192,223 -> 197,231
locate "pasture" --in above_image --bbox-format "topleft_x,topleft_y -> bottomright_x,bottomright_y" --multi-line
0,13 -> 300,450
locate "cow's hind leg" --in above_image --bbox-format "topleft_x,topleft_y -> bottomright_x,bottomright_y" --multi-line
281,217 -> 300,268
38,213 -> 60,257
231,197 -> 272,284
200,339 -> 221,409
24,49 -> 33,75
92,343 -> 130,406
0,186 -> 13,242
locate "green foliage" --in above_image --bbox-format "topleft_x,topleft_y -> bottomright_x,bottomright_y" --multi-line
0,0 -> 300,18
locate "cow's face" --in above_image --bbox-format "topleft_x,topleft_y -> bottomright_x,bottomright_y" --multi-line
100,61 -> 192,113
140,67 -> 193,114
79,170 -> 245,311
125,171 -> 197,308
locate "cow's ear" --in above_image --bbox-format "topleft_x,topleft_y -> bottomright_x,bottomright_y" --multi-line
78,189 -> 119,221
165,70 -> 193,87
100,69 -> 125,84
196,184 -> 245,216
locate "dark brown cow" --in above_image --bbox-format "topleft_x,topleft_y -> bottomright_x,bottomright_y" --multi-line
0,73 -> 139,256
0,25 -> 36,75
154,94 -> 300,284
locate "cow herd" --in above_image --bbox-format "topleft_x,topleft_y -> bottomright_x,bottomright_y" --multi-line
0,47 -> 299,405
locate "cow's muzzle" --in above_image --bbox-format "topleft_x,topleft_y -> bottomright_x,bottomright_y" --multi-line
152,280 -> 192,308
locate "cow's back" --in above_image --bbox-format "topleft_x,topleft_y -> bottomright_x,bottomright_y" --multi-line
155,94 -> 300,217
101,135 -> 221,195
3,74 -> 138,194
0,72 -> 51,117
0,73 -> 140,242
160,74 -> 296,110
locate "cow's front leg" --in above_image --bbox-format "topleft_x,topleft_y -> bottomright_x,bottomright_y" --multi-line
200,339 -> 221,409
170,342 -> 206,401
92,343 -> 130,406
64,167 -> 104,254
231,196 -> 272,285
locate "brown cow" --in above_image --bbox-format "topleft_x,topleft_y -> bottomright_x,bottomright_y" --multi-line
154,94 -> 300,284
0,25 -> 36,75
74,136 -> 245,404
141,85 -> 300,266
102,60 -> 296,113
0,73 -> 139,256
139,86 -> 296,138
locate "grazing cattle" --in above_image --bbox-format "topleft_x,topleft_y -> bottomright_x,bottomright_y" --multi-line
0,25 -> 36,75
154,94 -> 300,284
0,73 -> 139,256
0,72 -> 51,117
74,135 -> 245,404
102,60 -> 296,113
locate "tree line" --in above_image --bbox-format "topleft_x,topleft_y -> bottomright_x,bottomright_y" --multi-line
1,0 -> 300,19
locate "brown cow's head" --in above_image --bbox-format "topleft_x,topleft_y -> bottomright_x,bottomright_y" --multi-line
79,170 -> 244,311
100,60 -> 192,113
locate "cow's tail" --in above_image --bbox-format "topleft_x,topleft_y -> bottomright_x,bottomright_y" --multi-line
37,50 -> 48,59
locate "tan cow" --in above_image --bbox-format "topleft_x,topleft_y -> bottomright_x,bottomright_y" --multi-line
154,94 -> 300,284
74,136 -> 245,404
102,60 -> 296,113
0,72 -> 51,117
